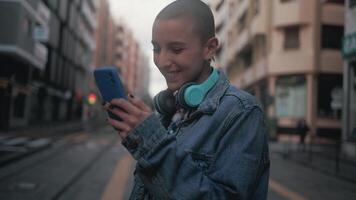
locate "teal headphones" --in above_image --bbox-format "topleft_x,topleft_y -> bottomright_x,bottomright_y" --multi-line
154,68 -> 219,116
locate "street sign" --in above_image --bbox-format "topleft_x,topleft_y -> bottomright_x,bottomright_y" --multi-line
343,32 -> 356,59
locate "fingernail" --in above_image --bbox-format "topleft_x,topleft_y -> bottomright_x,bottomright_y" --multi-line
129,94 -> 134,98
102,101 -> 107,106
109,105 -> 115,110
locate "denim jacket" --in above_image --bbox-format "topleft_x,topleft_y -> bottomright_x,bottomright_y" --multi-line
122,70 -> 270,200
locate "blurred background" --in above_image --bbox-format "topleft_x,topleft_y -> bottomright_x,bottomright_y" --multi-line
0,0 -> 355,199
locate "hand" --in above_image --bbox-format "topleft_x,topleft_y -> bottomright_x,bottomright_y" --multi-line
104,94 -> 152,139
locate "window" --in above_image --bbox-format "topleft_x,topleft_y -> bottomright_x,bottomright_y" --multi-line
241,47 -> 252,68
276,75 -> 306,118
323,0 -> 344,4
281,0 -> 295,3
321,25 -> 344,49
284,26 -> 300,50
317,74 -> 343,119
238,11 -> 247,33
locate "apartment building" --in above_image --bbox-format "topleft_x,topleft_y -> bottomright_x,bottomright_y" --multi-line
0,0 -> 98,129
209,0 -> 344,140
342,0 -> 356,156
94,0 -> 151,101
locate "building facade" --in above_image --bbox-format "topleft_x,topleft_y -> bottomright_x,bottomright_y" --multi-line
0,0 -> 98,130
342,0 -> 356,156
94,0 -> 151,103
209,0 -> 344,140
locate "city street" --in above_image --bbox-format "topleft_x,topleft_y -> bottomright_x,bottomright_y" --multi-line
0,0 -> 355,199
1,124 -> 356,200
268,143 -> 356,200
0,125 -> 134,200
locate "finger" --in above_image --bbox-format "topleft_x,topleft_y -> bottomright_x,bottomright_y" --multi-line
107,117 -> 131,133
109,107 -> 139,127
128,94 -> 151,113
116,131 -> 128,139
101,101 -> 109,109
110,98 -> 141,115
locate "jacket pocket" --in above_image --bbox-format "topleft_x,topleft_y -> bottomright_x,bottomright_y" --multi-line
186,150 -> 214,172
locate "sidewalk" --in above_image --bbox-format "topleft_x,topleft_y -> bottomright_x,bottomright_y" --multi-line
270,139 -> 356,183
269,143 -> 356,200
0,116 -> 106,167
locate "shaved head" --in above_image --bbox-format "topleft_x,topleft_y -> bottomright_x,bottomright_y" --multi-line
155,0 -> 215,43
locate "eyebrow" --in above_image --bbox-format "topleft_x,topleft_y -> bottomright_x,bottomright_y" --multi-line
168,42 -> 186,46
151,41 -> 187,47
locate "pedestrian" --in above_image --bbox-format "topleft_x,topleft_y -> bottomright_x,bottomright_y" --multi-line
103,0 -> 270,199
297,119 -> 309,152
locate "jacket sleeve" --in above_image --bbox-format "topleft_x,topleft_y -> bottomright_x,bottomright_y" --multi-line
122,107 -> 270,200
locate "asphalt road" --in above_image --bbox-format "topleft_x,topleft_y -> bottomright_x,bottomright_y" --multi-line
1,126 -> 356,200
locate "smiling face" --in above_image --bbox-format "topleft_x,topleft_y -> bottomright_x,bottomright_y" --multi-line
152,17 -> 216,92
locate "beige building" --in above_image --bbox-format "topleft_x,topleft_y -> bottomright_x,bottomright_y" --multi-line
94,0 -> 150,100
209,0 -> 344,140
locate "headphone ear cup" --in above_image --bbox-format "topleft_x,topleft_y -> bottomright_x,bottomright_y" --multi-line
177,83 -> 195,110
153,90 -> 176,116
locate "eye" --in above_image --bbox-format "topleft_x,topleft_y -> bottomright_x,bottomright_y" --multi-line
172,47 -> 184,54
152,46 -> 161,54
151,42 -> 161,54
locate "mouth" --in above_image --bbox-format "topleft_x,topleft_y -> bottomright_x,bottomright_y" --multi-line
165,70 -> 182,82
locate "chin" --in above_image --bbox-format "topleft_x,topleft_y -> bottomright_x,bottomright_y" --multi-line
167,83 -> 182,92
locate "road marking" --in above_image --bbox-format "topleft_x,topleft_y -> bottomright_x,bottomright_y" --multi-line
269,179 -> 307,200
101,153 -> 134,200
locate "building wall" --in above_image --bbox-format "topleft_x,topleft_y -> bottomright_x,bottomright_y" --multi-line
94,1 -> 150,102
0,0 -> 98,129
209,0 -> 344,140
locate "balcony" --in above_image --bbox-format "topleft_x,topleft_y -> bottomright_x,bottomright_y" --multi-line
255,58 -> 268,81
321,3 -> 344,26
268,50 -> 314,75
215,1 -> 228,32
273,0 -> 311,27
81,1 -> 98,31
231,58 -> 268,89
0,0 -> 49,70
236,0 -> 249,21
226,29 -> 250,66
251,0 -> 268,37
320,50 -> 343,73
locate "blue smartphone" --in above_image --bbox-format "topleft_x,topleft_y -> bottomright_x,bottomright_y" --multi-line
94,66 -> 127,120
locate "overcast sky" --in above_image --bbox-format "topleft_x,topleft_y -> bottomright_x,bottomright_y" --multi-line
108,0 -> 174,97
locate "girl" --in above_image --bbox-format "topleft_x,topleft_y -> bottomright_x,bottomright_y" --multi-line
104,0 -> 269,199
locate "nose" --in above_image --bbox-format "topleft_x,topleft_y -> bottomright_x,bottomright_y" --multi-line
154,50 -> 172,69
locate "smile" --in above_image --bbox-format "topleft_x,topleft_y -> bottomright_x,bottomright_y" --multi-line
165,71 -> 181,81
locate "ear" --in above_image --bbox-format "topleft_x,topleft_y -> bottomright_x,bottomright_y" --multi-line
203,37 -> 219,60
